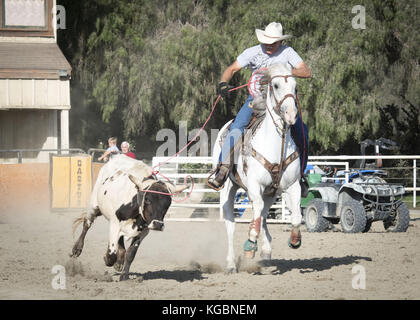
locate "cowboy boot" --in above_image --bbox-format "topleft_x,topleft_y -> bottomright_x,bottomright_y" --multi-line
208,139 -> 240,190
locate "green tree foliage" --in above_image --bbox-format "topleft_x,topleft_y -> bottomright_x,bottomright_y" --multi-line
58,0 -> 419,155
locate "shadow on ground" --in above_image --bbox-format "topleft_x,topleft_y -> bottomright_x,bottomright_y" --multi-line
128,269 -> 207,282
259,255 -> 372,275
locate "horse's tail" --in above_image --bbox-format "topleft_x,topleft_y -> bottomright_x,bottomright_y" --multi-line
72,211 -> 87,238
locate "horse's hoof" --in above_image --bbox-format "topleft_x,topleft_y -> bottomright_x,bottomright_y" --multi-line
70,251 -> 80,258
225,267 -> 237,274
103,252 -> 117,267
288,228 -> 302,249
288,238 -> 301,249
260,251 -> 272,260
71,246 -> 82,258
288,236 -> 302,249
114,263 -> 124,272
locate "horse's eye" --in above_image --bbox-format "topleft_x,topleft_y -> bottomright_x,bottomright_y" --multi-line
274,84 -> 279,90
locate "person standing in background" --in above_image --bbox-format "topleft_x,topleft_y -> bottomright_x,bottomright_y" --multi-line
98,137 -> 120,162
121,141 -> 136,159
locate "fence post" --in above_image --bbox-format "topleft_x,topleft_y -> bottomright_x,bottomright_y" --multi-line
414,160 -> 417,209
345,162 -> 349,183
176,161 -> 179,186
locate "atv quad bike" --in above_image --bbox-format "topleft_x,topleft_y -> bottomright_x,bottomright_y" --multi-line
302,138 -> 410,233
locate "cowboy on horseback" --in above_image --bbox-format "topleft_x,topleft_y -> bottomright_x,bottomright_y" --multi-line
208,22 -> 311,195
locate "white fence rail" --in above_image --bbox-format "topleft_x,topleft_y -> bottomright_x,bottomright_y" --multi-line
153,156 -> 290,223
153,155 -> 419,223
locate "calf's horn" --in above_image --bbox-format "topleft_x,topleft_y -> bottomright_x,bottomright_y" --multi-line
129,175 -> 188,194
165,182 -> 189,194
128,174 -> 143,189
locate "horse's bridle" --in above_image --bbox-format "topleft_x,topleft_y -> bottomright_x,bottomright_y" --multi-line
265,74 -> 298,136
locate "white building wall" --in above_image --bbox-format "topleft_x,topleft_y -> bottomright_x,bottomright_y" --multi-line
0,79 -> 70,109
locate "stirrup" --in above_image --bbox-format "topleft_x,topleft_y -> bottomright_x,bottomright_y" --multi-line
207,178 -> 224,191
207,166 -> 229,191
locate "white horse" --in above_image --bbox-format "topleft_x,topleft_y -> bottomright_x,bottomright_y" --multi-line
212,63 -> 303,273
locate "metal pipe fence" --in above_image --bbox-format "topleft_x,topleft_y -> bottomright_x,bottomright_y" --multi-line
0,148 -> 86,163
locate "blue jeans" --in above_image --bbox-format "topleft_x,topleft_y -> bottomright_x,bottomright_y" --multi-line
219,95 -> 308,174
219,95 -> 254,164
291,115 -> 309,176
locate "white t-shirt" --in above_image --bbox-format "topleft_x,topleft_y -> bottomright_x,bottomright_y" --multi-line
237,44 -> 303,74
107,145 -> 120,158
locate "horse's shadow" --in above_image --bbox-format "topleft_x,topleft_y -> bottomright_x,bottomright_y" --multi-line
122,269 -> 207,282
259,255 -> 372,275
115,256 -> 372,280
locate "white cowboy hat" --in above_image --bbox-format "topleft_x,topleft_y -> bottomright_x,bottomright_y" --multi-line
255,22 -> 292,44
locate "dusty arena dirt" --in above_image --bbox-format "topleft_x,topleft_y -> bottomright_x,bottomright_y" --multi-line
0,205 -> 419,300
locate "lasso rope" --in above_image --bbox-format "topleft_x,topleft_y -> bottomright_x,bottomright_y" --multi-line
146,75 -> 259,202
142,68 -> 305,201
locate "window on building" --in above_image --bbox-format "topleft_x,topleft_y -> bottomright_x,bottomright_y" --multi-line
3,0 -> 46,28
0,0 -> 53,36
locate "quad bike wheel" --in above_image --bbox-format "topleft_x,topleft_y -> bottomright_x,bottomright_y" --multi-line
383,202 -> 410,232
340,199 -> 367,233
304,199 -> 330,232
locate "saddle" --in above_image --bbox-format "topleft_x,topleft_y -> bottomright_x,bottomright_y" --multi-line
218,102 -> 299,197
